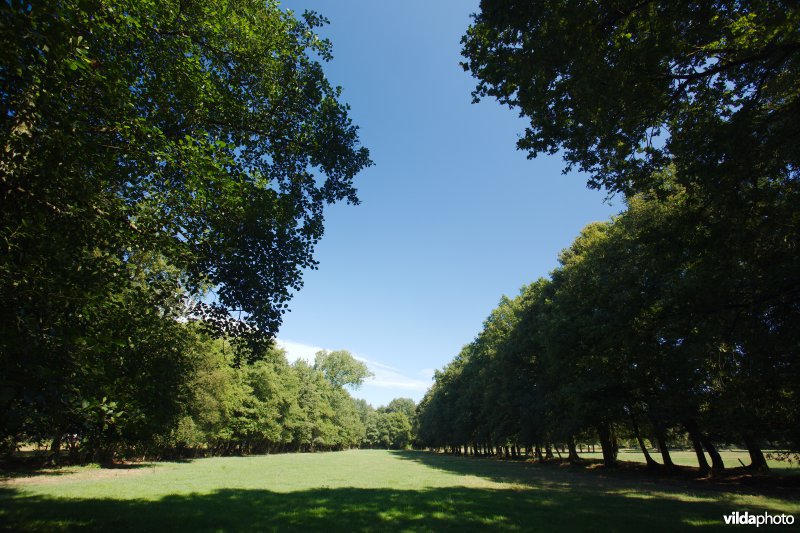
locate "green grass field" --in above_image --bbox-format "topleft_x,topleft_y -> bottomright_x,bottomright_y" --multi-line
1,450 -> 798,531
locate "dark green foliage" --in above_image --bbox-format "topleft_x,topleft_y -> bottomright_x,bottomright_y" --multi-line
382,397 -> 418,437
0,0 -> 370,458
2,0 -> 370,333
360,399 -> 416,450
418,186 -> 800,466
417,0 -> 800,470
462,0 -> 800,198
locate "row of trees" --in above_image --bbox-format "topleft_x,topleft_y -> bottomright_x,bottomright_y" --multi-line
416,0 -> 799,472
417,179 -> 798,472
173,347 -> 372,457
9,331 -> 417,462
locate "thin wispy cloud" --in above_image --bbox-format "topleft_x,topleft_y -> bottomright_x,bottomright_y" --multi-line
418,368 -> 436,380
276,339 -> 324,363
275,338 -> 429,394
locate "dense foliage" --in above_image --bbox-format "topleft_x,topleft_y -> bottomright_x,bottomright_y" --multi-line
360,398 -> 416,450
172,343 -> 371,456
462,0 -> 799,198
0,0 -> 371,460
416,0 -> 800,471
418,184 -> 799,470
5,324 -> 415,461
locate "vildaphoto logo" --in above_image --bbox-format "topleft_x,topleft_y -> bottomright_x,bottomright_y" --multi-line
723,511 -> 795,527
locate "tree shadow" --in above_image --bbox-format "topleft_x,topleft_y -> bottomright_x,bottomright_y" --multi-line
0,483 -> 766,532
390,450 -> 630,489
0,462 -> 159,482
389,451 -> 800,499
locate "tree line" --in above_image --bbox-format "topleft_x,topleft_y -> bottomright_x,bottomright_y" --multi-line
11,324 -> 418,463
416,0 -> 799,472
164,345 -> 414,459
417,177 -> 797,472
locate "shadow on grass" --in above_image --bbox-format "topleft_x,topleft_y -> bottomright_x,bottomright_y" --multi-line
0,483 -> 751,532
390,451 -> 800,496
0,462 -> 158,482
390,450 -> 636,489
0,469 -> 73,482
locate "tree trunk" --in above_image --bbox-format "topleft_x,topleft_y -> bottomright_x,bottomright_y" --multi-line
535,445 -> 544,462
629,413 -> 658,468
95,445 -> 116,467
684,419 -> 710,474
656,433 -> 674,469
545,444 -> 554,459
699,436 -> 725,472
567,436 -> 580,463
48,433 -> 63,465
653,424 -> 675,469
597,423 -> 617,467
611,427 -> 619,461
743,434 -> 769,472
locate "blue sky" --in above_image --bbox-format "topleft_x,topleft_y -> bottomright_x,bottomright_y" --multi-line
277,0 -> 620,407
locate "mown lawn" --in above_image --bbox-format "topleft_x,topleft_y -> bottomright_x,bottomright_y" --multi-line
1,450 -> 798,531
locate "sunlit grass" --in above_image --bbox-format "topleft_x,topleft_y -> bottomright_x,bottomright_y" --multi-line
1,450 -> 798,531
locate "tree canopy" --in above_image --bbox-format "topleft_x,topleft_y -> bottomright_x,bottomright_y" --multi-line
418,177 -> 799,469
421,0 -> 799,471
1,0 -> 371,336
0,0 -> 370,458
462,0 -> 799,199
314,350 -> 373,390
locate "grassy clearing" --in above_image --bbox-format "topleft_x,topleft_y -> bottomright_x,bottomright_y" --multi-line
1,450 -> 798,531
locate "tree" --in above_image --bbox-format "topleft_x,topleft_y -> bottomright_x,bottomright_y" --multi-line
382,398 -> 416,424
174,335 -> 243,455
2,0 -> 370,334
314,350 -> 373,389
327,387 -> 366,450
366,410 -> 412,450
419,175 -> 799,467
1,0 -> 370,455
379,398 -> 418,446
462,6 -> 800,380
462,0 -> 799,198
461,0 -> 800,462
